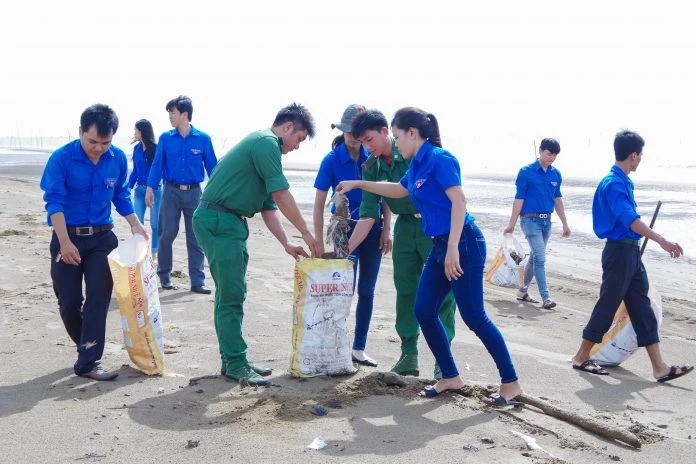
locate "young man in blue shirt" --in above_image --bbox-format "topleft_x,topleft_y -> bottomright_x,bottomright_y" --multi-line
41,103 -> 149,381
570,130 -> 692,382
146,95 -> 217,294
504,138 -> 571,309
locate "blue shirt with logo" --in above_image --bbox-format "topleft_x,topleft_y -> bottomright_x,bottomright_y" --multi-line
40,139 -> 134,226
314,143 -> 370,220
399,141 -> 474,236
128,143 -> 158,189
147,126 -> 217,187
592,165 -> 642,241
514,160 -> 563,214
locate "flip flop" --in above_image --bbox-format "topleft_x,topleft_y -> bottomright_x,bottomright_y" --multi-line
418,385 -> 459,398
516,293 -> 539,303
484,393 -> 523,407
657,365 -> 694,383
572,359 -> 609,376
352,356 -> 378,367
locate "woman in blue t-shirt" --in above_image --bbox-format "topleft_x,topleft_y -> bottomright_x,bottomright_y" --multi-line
313,104 -> 392,368
337,107 -> 523,405
129,119 -> 161,258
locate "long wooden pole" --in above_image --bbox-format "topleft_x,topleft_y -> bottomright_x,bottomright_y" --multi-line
640,201 -> 662,256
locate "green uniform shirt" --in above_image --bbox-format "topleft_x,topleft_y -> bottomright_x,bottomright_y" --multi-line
359,139 -> 419,219
200,130 -> 289,217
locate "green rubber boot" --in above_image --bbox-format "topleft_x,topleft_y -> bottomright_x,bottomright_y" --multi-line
224,365 -> 269,386
390,353 -> 420,377
433,363 -> 442,380
222,361 -> 272,377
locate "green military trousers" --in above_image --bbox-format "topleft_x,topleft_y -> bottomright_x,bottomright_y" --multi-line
392,214 -> 456,355
192,207 -> 250,371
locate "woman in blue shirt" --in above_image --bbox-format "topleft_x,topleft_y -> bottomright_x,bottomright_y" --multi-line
129,119 -> 161,258
313,104 -> 391,368
337,107 -> 523,405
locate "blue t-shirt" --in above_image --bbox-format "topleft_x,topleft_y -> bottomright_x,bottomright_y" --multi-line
40,139 -> 134,226
592,165 -> 641,240
314,143 -> 369,221
147,126 -> 217,187
514,160 -> 563,214
399,141 -> 474,236
128,143 -> 158,189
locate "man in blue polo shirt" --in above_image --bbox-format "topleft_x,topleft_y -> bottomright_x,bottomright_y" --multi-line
41,103 -> 149,381
504,138 -> 571,309
570,129 -> 692,382
146,95 -> 217,294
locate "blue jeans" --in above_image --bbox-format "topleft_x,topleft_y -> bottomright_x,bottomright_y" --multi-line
414,223 -> 518,383
349,221 -> 383,350
520,216 -> 552,300
158,184 -> 206,287
133,184 -> 161,253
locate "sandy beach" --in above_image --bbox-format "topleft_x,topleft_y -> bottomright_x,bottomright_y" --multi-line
1,168 -> 695,464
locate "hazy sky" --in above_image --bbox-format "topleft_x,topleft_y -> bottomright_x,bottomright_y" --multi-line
2,1 -> 694,181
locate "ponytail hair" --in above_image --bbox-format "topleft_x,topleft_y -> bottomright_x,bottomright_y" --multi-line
331,134 -> 345,150
390,107 -> 442,147
135,119 -> 157,166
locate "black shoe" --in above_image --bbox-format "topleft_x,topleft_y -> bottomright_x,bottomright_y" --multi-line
161,282 -> 179,290
191,285 -> 212,294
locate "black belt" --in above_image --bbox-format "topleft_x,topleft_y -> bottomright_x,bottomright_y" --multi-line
199,200 -> 244,219
66,224 -> 114,236
609,237 -> 641,246
400,213 -> 422,219
167,182 -> 200,191
521,213 -> 552,219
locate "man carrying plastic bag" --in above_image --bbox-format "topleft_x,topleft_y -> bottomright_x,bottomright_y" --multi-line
109,234 -> 165,375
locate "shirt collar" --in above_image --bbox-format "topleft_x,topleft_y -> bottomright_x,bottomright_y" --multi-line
610,165 -> 633,188
71,139 -> 115,161
390,138 -> 403,162
336,143 -> 368,165
414,140 -> 434,162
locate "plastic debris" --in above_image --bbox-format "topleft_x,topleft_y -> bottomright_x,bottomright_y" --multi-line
310,405 -> 328,416
307,436 -> 327,450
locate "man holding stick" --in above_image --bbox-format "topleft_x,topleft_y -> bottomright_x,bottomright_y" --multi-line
570,130 -> 692,382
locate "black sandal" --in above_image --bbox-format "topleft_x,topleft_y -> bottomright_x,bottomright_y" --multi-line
516,293 -> 539,303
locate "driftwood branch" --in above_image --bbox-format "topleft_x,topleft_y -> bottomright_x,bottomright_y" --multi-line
517,393 -> 642,448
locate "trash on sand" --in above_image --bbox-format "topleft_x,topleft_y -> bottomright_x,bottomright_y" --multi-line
307,436 -> 327,450
310,405 -> 328,416
462,444 -> 479,452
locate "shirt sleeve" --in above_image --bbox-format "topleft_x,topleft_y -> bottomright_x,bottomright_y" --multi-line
432,153 -> 461,189
604,182 -> 640,229
514,168 -> 527,199
554,170 -> 563,198
128,154 -> 137,189
261,193 -> 277,211
203,135 -> 218,178
313,153 -> 333,191
147,135 -> 165,188
40,151 -> 67,219
358,161 -> 381,220
113,153 -> 135,217
251,137 -> 290,193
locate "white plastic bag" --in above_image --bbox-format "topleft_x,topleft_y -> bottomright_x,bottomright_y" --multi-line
108,234 -> 165,375
590,285 -> 663,366
485,234 -> 529,288
289,258 -> 357,377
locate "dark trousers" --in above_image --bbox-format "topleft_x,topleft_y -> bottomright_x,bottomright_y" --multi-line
50,230 -> 118,375
583,240 -> 660,346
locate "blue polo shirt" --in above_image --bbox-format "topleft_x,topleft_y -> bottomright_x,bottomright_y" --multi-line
592,165 -> 641,241
514,160 -> 562,214
147,126 -> 217,187
314,143 -> 369,220
128,143 -> 157,188
40,140 -> 134,226
399,141 -> 474,236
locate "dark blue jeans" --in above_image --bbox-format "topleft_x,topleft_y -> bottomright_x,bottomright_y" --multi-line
349,220 -> 383,350
50,230 -> 119,375
158,184 -> 206,287
414,223 -> 518,383
583,240 -> 659,345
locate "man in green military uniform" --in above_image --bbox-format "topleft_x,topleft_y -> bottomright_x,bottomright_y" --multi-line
192,103 -> 320,386
349,109 -> 456,378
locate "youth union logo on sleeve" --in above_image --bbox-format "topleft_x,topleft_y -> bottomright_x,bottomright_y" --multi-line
415,179 -> 426,188
550,181 -> 558,187
191,149 -> 201,155
106,178 -> 116,188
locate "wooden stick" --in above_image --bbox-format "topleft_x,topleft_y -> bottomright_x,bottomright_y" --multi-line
640,201 -> 662,256
516,393 -> 642,448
